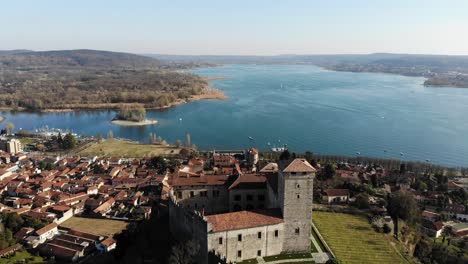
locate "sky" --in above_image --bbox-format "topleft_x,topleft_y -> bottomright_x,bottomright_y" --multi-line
2,0 -> 468,55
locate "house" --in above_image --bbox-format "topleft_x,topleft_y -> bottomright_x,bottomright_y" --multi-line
421,220 -> 444,238
422,210 -> 441,222
97,237 -> 117,252
323,189 -> 350,204
34,222 -> 59,244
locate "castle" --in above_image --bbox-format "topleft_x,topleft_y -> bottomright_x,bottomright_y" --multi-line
167,156 -> 316,263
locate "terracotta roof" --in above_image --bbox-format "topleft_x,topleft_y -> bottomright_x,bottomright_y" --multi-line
325,189 -> 350,197
36,222 -> 58,236
282,159 -> 316,173
170,173 -> 229,187
228,174 -> 266,190
101,237 -> 116,247
206,209 -> 283,232
260,163 -> 278,173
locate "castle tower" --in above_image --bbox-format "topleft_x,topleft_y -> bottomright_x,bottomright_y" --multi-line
278,158 -> 316,252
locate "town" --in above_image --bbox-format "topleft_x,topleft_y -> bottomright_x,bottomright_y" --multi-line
0,129 -> 466,264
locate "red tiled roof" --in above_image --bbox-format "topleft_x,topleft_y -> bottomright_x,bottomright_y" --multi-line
282,159 -> 316,173
206,209 -> 283,232
36,222 -> 58,236
228,174 -> 266,190
325,188 -> 350,197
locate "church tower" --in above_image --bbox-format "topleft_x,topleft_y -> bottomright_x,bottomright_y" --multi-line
278,158 -> 316,252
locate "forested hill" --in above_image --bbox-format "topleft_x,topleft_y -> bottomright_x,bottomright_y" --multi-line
0,49 -> 162,69
0,50 -> 208,111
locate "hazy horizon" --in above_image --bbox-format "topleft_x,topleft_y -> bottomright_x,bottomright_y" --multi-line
3,0 -> 468,56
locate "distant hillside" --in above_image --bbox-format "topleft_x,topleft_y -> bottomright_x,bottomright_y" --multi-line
150,53 -> 468,87
0,49 -> 209,111
0,49 -> 162,69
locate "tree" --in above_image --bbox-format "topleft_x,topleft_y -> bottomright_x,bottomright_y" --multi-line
354,193 -> 370,209
107,130 -> 114,139
387,190 -> 419,239
62,133 -> 76,149
321,163 -> 336,180
5,122 -> 14,134
168,240 -> 200,264
279,150 -> 291,160
57,132 -> 63,147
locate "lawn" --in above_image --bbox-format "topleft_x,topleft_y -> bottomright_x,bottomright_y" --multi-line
313,211 -> 406,264
60,216 -> 128,237
263,253 -> 312,262
78,139 -> 181,157
0,250 -> 45,264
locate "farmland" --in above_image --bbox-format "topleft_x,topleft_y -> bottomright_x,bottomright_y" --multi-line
313,211 -> 406,264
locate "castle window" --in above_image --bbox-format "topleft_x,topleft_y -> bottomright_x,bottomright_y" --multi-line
274,230 -> 279,237
257,250 -> 262,256
234,195 -> 241,201
291,172 -> 297,175
219,237 -> 223,245
296,184 -> 300,188
258,195 -> 265,201
257,232 -> 262,239
246,194 -> 253,201
237,250 -> 242,258
190,191 -> 194,198
177,192 -> 182,199
238,234 -> 242,242
297,194 -> 300,199
295,228 -> 300,234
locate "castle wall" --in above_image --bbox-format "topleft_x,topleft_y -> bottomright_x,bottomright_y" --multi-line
168,196 -> 208,263
208,223 -> 284,262
228,189 -> 267,211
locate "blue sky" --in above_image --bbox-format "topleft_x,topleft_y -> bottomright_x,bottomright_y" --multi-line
2,0 -> 468,55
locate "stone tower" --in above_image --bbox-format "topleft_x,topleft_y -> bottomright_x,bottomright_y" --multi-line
278,158 -> 316,252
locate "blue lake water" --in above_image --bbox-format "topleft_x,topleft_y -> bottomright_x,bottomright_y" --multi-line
2,64 -> 468,167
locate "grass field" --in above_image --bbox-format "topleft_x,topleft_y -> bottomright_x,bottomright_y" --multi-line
60,216 -> 128,237
313,211 -> 406,264
0,250 -> 45,264
78,139 -> 181,157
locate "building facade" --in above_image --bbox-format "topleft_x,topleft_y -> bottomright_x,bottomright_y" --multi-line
168,158 -> 316,262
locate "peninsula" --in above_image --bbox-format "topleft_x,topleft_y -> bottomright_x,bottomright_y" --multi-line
0,49 -> 224,112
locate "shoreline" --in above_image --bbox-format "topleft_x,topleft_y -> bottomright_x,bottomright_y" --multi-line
0,86 -> 228,113
110,119 -> 158,126
0,116 -> 5,122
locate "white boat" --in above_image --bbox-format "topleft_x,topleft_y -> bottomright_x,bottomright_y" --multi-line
248,136 -> 254,140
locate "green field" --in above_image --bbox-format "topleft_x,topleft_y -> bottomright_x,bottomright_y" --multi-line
0,250 -> 45,264
313,211 -> 406,264
78,139 -> 181,157
60,216 -> 128,237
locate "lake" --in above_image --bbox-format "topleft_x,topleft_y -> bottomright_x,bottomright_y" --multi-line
2,64 -> 468,167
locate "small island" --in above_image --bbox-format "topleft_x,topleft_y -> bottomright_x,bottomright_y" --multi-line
111,105 -> 157,126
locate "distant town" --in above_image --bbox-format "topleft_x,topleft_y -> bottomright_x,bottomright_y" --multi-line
0,125 -> 466,264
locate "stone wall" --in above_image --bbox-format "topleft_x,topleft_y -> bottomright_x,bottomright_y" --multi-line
208,223 -> 284,262
228,189 -> 267,211
281,172 -> 314,252
168,196 -> 208,263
